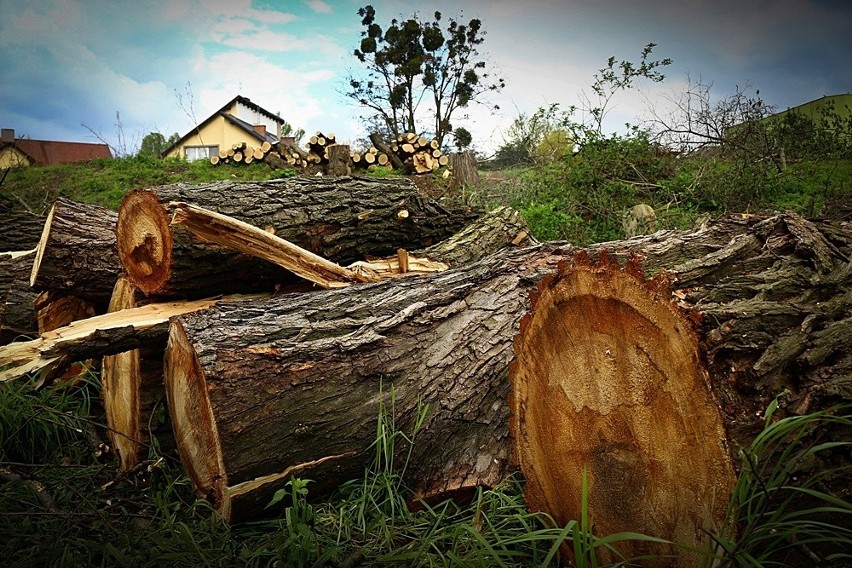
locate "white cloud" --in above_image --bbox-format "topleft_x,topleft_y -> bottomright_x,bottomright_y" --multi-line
199,0 -> 297,24
218,28 -> 309,51
187,50 -> 337,136
304,0 -> 332,14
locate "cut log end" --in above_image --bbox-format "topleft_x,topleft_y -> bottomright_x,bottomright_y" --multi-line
509,252 -> 736,564
164,321 -> 229,518
102,276 -> 142,470
116,190 -> 173,295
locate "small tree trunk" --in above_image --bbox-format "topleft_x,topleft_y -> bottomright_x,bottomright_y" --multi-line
116,177 -> 478,297
324,144 -> 351,177
30,198 -> 121,305
448,151 -> 479,187
369,133 -> 405,170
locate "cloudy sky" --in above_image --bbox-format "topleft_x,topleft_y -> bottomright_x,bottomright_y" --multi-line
1,0 -> 849,155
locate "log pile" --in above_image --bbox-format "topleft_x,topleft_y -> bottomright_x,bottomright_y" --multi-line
210,131 -> 452,177
2,181 -> 849,565
2,179 -> 535,476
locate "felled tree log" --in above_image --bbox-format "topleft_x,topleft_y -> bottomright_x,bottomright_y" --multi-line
0,250 -> 38,344
510,214 -> 852,565
0,211 -> 45,252
165,213 -> 850,530
164,243 -> 567,523
30,198 -> 121,305
116,177 -> 478,297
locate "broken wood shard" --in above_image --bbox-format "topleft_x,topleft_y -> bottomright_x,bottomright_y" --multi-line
0,294 -> 267,382
169,201 -> 373,289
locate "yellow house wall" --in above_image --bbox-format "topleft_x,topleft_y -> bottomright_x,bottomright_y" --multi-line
165,115 -> 263,159
0,146 -> 31,168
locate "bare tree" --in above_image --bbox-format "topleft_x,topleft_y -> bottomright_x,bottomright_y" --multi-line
648,77 -> 775,158
82,111 -> 141,157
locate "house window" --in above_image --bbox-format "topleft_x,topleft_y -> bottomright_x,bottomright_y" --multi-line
185,145 -> 219,162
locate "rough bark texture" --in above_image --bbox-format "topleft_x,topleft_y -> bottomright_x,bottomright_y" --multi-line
0,211 -> 45,252
30,198 -> 121,305
164,243 -> 568,523
324,145 -> 351,177
510,214 -> 852,565
416,206 -> 535,266
0,250 -> 38,344
164,213 -> 850,530
448,151 -> 479,188
116,177 -> 479,297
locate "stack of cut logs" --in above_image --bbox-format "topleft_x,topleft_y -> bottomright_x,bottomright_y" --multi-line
2,180 -> 850,565
210,141 -> 274,166
211,131 -> 450,175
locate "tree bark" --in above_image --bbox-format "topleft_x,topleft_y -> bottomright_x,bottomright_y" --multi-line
417,206 -> 535,266
324,144 -> 351,177
0,211 -> 45,252
0,250 -> 38,344
163,213 -> 850,530
30,198 -> 121,305
448,151 -> 479,188
116,177 -> 478,297
510,214 -> 852,565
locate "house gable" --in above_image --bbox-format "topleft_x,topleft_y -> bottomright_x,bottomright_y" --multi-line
163,95 -> 286,159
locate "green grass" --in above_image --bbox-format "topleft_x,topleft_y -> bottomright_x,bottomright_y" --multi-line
0,156 -> 296,212
3,371 -> 849,567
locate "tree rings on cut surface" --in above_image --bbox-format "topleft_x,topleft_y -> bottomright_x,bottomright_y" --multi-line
116,190 -> 172,295
509,251 -> 736,565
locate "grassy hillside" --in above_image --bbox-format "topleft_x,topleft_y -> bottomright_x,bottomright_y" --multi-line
0,156 -> 294,214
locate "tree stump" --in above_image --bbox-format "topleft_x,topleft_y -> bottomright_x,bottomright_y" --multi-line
448,150 -> 479,188
324,144 -> 351,177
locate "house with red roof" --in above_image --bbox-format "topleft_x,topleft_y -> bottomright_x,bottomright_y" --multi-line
0,128 -> 112,168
